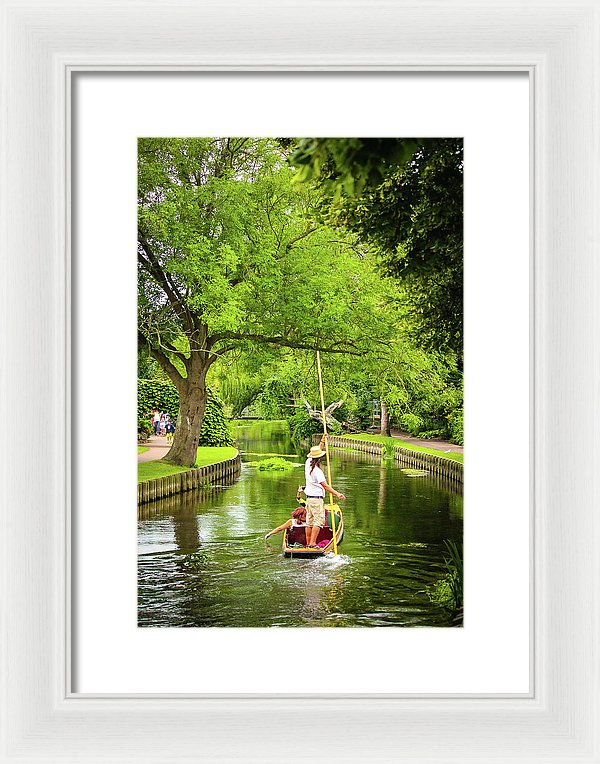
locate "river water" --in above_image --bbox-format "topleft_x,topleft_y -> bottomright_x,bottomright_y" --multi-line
138,421 -> 463,627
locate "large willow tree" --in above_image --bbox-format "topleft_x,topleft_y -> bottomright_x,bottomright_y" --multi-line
138,138 -> 392,466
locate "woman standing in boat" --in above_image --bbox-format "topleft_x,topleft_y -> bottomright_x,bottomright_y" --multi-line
304,435 -> 346,548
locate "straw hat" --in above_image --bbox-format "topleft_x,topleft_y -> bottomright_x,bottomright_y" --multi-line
307,445 -> 326,458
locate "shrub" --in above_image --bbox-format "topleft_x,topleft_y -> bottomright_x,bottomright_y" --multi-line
198,389 -> 234,447
138,416 -> 153,439
348,391 -> 378,430
448,409 -> 464,446
288,407 -> 323,444
326,417 -> 342,435
417,428 -> 445,439
329,403 -> 349,426
399,412 -> 424,436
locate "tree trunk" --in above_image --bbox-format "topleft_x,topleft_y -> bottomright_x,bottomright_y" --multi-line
380,399 -> 391,437
377,462 -> 388,515
164,372 -> 209,467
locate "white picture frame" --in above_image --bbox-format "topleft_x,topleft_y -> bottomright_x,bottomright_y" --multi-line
2,1 -> 599,761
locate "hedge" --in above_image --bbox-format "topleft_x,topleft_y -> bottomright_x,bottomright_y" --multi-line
137,378 -> 233,447
137,379 -> 179,420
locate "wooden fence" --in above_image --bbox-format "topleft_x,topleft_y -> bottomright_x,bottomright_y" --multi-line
137,453 -> 242,505
318,435 -> 463,489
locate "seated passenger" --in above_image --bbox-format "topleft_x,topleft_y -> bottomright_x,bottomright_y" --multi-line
265,507 -> 307,544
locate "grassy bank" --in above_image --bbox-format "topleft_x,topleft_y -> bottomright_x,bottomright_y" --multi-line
138,446 -> 238,483
137,446 -> 149,455
340,434 -> 463,463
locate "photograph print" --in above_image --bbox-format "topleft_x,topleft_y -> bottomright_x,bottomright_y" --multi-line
137,137 -> 463,627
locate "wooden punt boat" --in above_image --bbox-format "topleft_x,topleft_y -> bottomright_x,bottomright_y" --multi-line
283,507 -> 344,558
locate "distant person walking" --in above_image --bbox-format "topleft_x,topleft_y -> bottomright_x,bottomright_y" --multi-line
152,409 -> 161,436
165,420 -> 175,445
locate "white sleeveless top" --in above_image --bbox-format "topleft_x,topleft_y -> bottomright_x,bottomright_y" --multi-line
304,459 -> 326,498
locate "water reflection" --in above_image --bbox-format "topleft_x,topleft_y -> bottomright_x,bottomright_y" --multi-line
138,421 -> 463,627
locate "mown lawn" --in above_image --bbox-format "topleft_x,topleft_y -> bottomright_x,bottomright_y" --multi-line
137,445 -> 149,454
138,446 -> 238,482
341,433 -> 463,463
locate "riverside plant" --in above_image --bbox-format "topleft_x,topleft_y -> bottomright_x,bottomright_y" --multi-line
427,539 -> 463,624
255,457 -> 295,472
381,443 -> 396,460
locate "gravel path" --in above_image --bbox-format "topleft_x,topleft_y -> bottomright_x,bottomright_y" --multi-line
390,429 -> 463,455
138,435 -> 171,462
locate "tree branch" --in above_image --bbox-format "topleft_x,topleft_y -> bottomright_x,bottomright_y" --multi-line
205,345 -> 237,368
285,226 -> 318,252
138,331 -> 185,388
301,398 -> 346,428
138,231 -> 194,332
210,332 -> 362,356
325,400 -> 345,416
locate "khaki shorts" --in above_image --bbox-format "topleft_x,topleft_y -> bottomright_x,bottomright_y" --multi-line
306,497 -> 325,528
